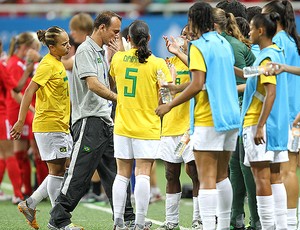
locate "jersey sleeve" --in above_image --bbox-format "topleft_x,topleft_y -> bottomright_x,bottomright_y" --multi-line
75,49 -> 98,79
189,45 -> 206,72
32,60 -> 53,87
260,59 -> 276,85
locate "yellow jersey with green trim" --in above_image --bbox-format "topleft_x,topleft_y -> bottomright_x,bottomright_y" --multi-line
162,56 -> 190,136
189,45 -> 213,127
110,49 -> 172,139
243,58 -> 276,127
32,53 -> 70,133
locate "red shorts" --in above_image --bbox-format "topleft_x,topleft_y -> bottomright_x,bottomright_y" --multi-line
0,117 -> 11,140
8,110 -> 34,140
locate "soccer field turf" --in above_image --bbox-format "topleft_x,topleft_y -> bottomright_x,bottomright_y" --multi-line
0,160 -> 252,230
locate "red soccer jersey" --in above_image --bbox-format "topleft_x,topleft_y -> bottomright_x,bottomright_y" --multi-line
6,55 -> 33,117
0,61 -> 17,117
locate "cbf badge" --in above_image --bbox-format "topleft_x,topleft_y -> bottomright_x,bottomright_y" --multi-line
60,147 -> 67,152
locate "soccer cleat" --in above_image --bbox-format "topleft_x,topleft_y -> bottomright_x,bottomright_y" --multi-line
134,224 -> 151,230
47,222 -> 84,230
156,222 -> 180,230
18,201 -> 39,229
125,220 -> 152,230
192,220 -> 203,230
114,225 -> 129,230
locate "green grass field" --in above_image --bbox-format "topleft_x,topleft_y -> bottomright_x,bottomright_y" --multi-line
2,159 -> 300,229
0,160 -> 203,230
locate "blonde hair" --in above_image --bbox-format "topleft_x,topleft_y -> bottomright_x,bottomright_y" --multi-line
69,13 -> 93,35
213,7 -> 251,47
8,32 -> 35,57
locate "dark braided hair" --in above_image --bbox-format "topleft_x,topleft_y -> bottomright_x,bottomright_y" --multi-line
37,26 -> 65,47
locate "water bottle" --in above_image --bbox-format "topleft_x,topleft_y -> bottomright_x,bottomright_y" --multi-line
243,66 -> 266,78
291,122 -> 300,152
243,64 -> 279,78
174,130 -> 190,157
174,37 -> 184,46
157,69 -> 172,104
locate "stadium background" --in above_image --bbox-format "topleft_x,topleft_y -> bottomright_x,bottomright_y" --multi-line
1,2 -> 300,59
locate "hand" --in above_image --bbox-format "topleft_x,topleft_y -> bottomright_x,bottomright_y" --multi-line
26,49 -> 40,63
265,62 -> 283,75
159,83 -> 179,97
107,37 -> 121,63
163,35 -> 181,55
155,103 -> 172,117
25,60 -> 34,74
293,112 -> 300,127
10,121 -> 24,140
108,37 -> 121,54
254,126 -> 265,145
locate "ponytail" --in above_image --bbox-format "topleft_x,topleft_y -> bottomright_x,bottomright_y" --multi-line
263,0 -> 300,54
282,0 -> 300,55
135,37 -> 151,63
129,20 -> 152,64
8,36 -> 17,57
225,12 -> 251,47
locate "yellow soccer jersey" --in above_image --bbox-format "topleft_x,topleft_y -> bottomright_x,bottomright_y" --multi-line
243,58 -> 276,127
162,56 -> 190,136
110,49 -> 172,139
189,45 -> 213,127
32,53 -> 70,133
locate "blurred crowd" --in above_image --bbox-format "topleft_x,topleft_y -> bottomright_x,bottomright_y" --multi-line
0,0 -> 271,4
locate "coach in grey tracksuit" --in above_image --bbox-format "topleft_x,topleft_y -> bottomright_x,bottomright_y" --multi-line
48,11 -> 135,229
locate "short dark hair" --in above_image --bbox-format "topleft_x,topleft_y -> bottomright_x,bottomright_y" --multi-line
94,11 -> 122,30
188,2 -> 214,36
246,6 -> 262,23
235,17 -> 250,38
251,12 -> 280,39
216,0 -> 247,19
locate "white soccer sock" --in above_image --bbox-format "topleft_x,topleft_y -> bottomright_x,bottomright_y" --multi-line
272,183 -> 288,229
47,174 -> 64,207
193,196 -> 201,221
257,195 -> 275,229
165,192 -> 181,224
112,175 -> 129,226
287,208 -> 297,230
198,189 -> 217,230
27,176 -> 49,209
216,178 -> 232,230
134,175 -> 150,227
